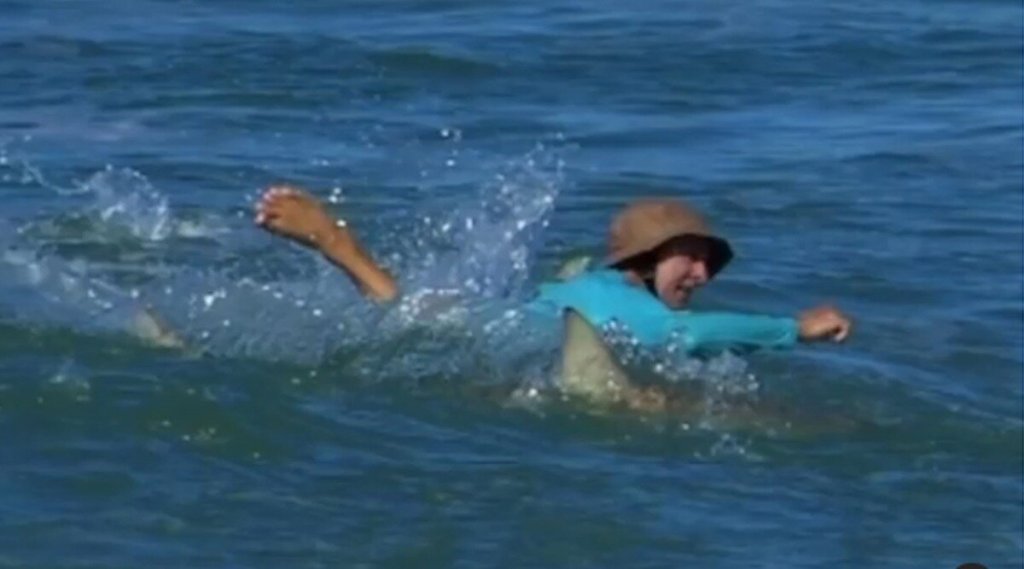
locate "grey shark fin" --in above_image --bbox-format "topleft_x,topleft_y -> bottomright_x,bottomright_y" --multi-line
554,255 -> 592,281
560,309 -> 632,403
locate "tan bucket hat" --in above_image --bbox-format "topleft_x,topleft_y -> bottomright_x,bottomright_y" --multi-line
605,198 -> 733,277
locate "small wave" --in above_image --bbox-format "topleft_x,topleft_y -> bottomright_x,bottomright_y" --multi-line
367,46 -> 502,77
0,138 -> 84,195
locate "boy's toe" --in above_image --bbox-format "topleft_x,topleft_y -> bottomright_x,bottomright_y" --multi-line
279,188 -> 307,203
262,191 -> 288,208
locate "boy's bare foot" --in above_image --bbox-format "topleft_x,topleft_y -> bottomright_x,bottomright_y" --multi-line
255,185 -> 338,249
254,183 -> 399,302
133,307 -> 186,349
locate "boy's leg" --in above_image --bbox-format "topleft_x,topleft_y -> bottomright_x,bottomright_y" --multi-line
255,185 -> 398,302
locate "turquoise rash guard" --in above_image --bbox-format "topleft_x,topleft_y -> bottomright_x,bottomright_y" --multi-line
529,269 -> 799,355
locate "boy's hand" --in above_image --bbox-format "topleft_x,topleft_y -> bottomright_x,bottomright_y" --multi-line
798,305 -> 852,343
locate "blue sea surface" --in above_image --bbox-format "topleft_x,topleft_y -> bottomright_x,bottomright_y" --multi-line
0,1 -> 1021,567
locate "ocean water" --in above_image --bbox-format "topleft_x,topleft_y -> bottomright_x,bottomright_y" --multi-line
1,1 -> 1021,567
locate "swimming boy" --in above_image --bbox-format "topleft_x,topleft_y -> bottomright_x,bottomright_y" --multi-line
254,184 -> 851,354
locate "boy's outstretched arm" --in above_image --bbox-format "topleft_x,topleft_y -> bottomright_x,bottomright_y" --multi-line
255,185 -> 399,302
673,306 -> 852,354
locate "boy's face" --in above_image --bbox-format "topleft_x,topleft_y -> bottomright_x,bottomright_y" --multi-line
653,237 -> 711,309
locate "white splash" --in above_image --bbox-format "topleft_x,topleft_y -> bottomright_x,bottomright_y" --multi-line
85,166 -> 173,241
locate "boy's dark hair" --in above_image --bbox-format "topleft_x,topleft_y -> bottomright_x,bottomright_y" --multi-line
612,248 -> 658,279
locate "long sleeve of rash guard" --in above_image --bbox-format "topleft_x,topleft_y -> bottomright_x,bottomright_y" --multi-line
672,312 -> 799,354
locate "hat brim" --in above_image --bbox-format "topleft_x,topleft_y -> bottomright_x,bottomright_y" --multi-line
606,233 -> 733,278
